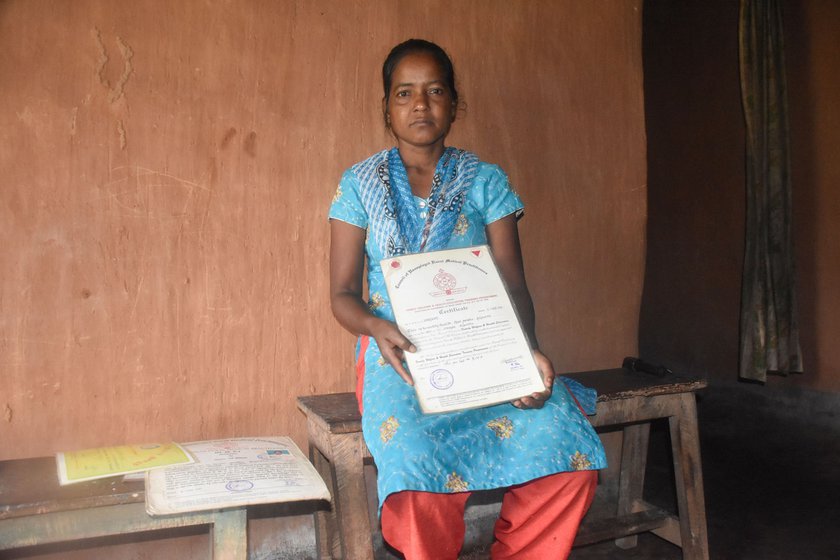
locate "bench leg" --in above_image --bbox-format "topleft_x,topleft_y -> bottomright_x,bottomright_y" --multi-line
669,393 -> 710,560
615,422 -> 651,549
329,432 -> 374,560
310,442 -> 339,559
306,424 -> 375,560
210,508 -> 248,560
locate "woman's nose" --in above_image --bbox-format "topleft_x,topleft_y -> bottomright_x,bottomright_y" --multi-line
413,93 -> 429,111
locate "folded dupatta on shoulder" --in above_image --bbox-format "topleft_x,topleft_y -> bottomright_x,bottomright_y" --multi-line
352,146 -> 479,257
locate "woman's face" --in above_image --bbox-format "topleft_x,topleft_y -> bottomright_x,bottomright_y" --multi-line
385,52 -> 456,151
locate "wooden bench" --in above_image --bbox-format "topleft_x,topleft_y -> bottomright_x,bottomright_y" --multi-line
297,368 -> 710,560
0,456 -> 249,558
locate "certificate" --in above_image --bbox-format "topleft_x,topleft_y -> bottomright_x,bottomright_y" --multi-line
381,245 -> 545,414
145,437 -> 330,515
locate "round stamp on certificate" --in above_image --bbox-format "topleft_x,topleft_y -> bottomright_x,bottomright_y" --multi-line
225,480 -> 254,492
430,369 -> 455,390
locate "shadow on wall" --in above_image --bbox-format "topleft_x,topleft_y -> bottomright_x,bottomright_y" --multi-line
638,0 -> 745,380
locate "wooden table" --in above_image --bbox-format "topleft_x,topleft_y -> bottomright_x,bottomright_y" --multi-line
297,368 -> 709,560
0,457 -> 247,558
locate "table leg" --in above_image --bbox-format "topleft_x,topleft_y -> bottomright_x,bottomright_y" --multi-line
210,508 -> 248,560
615,422 -> 651,549
669,393 -> 710,560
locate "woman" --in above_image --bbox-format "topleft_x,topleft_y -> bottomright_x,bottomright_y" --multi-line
329,39 -> 606,559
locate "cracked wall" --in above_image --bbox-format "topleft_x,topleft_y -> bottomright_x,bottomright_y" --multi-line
0,3 -> 646,556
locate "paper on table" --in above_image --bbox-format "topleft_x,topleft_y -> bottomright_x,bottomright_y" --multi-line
145,436 -> 330,516
56,443 -> 193,485
381,245 -> 546,414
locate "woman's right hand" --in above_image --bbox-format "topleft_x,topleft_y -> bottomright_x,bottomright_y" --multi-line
329,219 -> 416,385
369,318 -> 417,385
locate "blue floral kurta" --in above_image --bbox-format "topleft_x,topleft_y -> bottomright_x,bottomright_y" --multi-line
329,149 -> 606,510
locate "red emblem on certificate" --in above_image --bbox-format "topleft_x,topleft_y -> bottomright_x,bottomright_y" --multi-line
433,269 -> 457,294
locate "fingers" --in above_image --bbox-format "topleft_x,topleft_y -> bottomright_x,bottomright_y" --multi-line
512,350 -> 556,409
396,336 -> 417,354
378,345 -> 415,386
513,389 -> 552,409
543,371 -> 556,390
512,390 -> 550,409
371,319 -> 416,352
378,344 -> 415,386
371,319 -> 416,386
389,359 -> 415,386
532,349 -> 556,389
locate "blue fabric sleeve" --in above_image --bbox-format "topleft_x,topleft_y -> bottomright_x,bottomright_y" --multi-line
328,169 -> 368,228
477,164 -> 525,224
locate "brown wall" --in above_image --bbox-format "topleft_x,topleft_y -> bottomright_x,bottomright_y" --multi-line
640,0 -> 840,392
787,0 -> 840,392
0,0 -> 646,467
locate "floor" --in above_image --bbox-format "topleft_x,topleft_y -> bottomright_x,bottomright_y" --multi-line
455,381 -> 840,560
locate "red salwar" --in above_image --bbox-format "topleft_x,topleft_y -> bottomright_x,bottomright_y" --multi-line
380,469 -> 598,560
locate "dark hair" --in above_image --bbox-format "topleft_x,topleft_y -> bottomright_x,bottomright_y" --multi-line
382,39 -> 458,124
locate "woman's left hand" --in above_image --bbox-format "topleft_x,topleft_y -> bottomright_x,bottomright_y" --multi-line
511,349 -> 555,410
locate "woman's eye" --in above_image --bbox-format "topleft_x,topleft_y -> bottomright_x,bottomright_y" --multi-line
429,88 -> 443,95
396,91 -> 409,98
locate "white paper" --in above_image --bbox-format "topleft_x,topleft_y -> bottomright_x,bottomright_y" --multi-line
381,245 -> 545,413
145,437 -> 330,516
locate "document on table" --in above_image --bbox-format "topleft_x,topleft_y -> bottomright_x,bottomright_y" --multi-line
381,245 -> 545,414
56,443 -> 193,485
145,436 -> 330,516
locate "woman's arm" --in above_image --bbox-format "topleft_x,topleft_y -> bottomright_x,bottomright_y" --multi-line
329,219 -> 416,385
486,215 -> 555,409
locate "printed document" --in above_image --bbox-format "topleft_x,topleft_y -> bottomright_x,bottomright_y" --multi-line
145,436 -> 330,515
56,443 -> 193,485
381,245 -> 545,414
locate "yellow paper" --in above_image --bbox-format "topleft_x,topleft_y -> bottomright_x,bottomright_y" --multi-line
56,443 -> 193,485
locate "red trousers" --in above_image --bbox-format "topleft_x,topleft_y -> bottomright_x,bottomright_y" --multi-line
380,469 -> 597,560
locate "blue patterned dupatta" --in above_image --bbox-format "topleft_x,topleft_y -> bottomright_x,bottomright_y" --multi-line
354,146 -> 480,257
